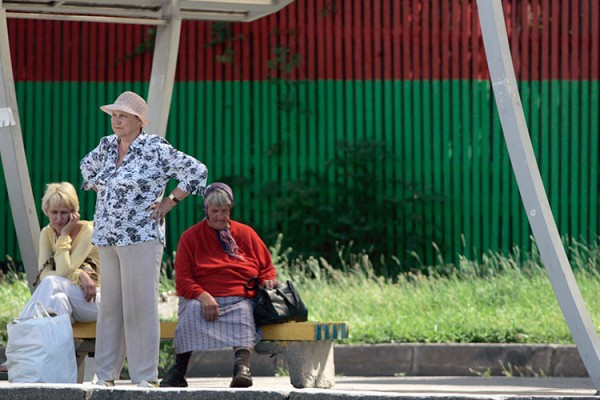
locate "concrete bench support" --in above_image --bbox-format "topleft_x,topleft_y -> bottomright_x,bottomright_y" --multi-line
255,340 -> 335,388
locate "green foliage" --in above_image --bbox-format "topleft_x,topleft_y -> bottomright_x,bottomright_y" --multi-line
159,252 -> 176,294
271,235 -> 599,344
0,239 -> 598,352
0,255 -> 25,284
267,46 -> 302,76
0,273 -> 30,345
205,22 -> 245,64
119,28 -> 156,62
158,341 -> 176,378
263,140 -> 444,275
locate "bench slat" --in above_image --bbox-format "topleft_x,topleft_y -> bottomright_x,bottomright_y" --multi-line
72,321 -> 178,339
72,321 -> 96,339
72,321 -> 349,341
262,321 -> 349,341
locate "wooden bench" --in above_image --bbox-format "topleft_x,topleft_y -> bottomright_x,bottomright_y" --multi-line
72,320 -> 349,389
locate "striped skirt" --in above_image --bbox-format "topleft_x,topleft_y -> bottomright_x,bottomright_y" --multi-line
173,296 -> 259,354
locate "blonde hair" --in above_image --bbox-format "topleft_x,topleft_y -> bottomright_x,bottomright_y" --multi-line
41,182 -> 80,215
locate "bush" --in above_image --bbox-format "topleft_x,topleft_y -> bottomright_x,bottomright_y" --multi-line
262,139 -> 444,275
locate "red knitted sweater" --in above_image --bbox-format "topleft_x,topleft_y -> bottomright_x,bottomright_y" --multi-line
175,220 -> 276,300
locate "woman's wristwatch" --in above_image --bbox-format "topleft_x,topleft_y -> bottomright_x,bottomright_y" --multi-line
168,193 -> 180,204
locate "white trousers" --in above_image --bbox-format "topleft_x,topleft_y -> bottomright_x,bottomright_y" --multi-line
94,239 -> 163,384
20,275 -> 99,323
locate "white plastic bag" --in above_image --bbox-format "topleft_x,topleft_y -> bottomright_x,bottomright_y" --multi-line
6,301 -> 77,383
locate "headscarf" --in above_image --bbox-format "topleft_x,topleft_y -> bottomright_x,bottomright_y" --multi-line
203,182 -> 242,259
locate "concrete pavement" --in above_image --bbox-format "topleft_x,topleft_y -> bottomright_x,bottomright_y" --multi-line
0,376 -> 597,399
1,343 -> 595,399
2,294 -> 596,398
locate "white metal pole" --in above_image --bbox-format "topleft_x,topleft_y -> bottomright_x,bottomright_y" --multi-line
476,0 -> 600,391
146,0 -> 182,137
0,7 -> 40,290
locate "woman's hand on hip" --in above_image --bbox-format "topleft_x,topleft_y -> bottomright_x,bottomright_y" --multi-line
147,197 -> 176,224
198,292 -> 220,322
79,271 -> 97,302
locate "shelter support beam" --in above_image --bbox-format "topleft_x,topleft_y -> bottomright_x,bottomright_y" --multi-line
0,0 -> 295,290
147,0 -> 182,138
476,0 -> 600,391
0,8 -> 40,290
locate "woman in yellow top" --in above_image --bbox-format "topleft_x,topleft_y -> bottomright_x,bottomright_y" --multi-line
0,182 -> 100,373
22,182 -> 100,321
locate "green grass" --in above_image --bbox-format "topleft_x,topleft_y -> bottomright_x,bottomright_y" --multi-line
298,268 -> 580,344
271,235 -> 600,345
0,277 -> 30,345
1,236 -> 599,347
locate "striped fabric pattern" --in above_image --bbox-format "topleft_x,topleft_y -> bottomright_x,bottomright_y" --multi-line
174,296 -> 256,353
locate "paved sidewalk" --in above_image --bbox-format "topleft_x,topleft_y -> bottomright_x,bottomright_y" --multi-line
1,297 -> 595,398
162,375 -> 599,395
0,376 -> 597,399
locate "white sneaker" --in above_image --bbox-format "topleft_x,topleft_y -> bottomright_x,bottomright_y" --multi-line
137,380 -> 159,388
95,379 -> 115,387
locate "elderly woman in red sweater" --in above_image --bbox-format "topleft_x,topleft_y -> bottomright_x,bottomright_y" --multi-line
160,182 -> 277,388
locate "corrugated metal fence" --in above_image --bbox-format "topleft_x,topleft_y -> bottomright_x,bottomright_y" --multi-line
1,0 -> 598,269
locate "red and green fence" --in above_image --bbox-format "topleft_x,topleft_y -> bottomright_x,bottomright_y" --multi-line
1,0 -> 598,267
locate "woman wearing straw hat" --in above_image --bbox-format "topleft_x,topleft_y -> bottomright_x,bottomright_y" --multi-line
80,91 -> 208,388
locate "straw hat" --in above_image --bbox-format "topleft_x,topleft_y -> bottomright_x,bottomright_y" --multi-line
100,91 -> 150,127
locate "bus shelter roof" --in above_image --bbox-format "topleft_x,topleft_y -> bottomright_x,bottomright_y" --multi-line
2,0 -> 294,23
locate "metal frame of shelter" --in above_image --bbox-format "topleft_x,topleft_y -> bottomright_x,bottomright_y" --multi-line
0,0 -> 294,288
1,0 -> 599,390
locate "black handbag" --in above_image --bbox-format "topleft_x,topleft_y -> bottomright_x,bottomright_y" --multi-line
245,277 -> 309,327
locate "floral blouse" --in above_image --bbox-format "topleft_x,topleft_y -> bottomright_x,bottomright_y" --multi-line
80,132 -> 208,246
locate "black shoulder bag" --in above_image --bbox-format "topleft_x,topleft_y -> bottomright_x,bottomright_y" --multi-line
245,277 -> 309,327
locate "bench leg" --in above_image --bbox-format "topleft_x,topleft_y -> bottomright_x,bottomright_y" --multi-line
75,352 -> 87,384
255,340 -> 336,389
74,339 -> 95,384
285,340 -> 335,389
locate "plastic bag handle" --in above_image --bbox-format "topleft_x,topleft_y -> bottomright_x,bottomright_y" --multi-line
15,300 -> 51,322
33,301 -> 51,318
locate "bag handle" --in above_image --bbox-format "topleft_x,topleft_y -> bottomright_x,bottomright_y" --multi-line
274,287 -> 295,306
285,280 -> 301,304
15,300 -> 52,322
274,281 -> 302,307
33,301 -> 52,318
245,276 -> 260,295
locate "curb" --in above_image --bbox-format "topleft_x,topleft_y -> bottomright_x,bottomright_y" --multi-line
182,343 -> 587,378
333,343 -> 587,377
1,343 -> 588,380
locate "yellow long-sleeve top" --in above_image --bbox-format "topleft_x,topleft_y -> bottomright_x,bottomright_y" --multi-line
38,220 -> 100,285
